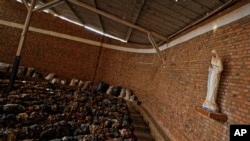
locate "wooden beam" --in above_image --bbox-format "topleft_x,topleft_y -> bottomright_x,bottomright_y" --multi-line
21,0 -> 29,10
148,33 -> 167,64
148,33 -> 161,57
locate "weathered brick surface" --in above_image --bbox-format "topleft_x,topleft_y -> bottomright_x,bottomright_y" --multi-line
96,16 -> 250,141
1,1 -> 250,141
0,0 -> 101,81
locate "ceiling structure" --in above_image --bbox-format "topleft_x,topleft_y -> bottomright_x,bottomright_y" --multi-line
18,0 -> 239,45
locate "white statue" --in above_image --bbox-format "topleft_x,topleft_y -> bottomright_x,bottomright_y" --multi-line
202,50 -> 223,112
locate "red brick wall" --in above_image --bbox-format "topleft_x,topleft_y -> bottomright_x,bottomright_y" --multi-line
0,0 -> 101,81
96,16 -> 250,141
1,1 -> 250,141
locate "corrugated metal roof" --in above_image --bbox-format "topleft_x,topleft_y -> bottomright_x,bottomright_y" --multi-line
21,0 -> 238,45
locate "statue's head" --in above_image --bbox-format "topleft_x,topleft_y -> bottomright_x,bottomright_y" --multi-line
211,49 -> 216,54
211,49 -> 217,57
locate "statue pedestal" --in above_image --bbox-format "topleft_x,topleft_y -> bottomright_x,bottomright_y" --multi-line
195,106 -> 227,122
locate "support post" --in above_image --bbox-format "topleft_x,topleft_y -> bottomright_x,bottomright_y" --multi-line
7,0 -> 36,93
148,33 -> 166,64
148,33 -> 161,58
21,0 -> 29,10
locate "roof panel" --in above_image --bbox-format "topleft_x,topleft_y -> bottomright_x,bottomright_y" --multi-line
16,0 -> 238,45
100,16 -> 130,40
69,2 -> 103,32
52,3 -> 83,24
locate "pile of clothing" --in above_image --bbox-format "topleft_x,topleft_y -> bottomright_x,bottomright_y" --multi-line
0,79 -> 136,141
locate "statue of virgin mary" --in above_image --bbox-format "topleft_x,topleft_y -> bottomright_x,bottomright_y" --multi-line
202,50 -> 223,112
